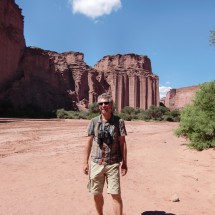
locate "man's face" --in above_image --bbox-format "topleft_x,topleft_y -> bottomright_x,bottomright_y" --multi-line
98,98 -> 112,115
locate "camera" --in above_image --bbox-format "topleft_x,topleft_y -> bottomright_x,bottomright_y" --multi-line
98,130 -> 113,145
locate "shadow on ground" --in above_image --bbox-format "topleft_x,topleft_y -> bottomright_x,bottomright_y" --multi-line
141,211 -> 176,215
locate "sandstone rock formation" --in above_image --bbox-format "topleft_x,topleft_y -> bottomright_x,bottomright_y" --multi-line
1,47 -> 91,113
0,0 -> 25,91
161,85 -> 200,110
93,54 -> 159,112
0,0 -> 159,116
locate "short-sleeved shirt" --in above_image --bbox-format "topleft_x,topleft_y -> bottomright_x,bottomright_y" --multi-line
87,114 -> 127,165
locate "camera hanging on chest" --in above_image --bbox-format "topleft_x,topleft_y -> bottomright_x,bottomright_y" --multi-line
98,123 -> 113,146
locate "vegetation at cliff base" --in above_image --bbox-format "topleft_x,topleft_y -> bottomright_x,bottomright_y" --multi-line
116,105 -> 180,122
176,81 -> 215,151
56,104 -> 180,122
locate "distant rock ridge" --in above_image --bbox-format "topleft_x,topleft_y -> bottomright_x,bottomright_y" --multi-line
161,85 -> 200,110
0,0 -> 159,115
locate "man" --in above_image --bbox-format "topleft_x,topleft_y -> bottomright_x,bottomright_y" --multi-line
83,93 -> 128,215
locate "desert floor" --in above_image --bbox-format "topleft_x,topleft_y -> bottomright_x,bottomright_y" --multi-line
0,118 -> 214,215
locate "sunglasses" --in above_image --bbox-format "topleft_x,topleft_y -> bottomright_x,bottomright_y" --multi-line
98,102 -> 110,106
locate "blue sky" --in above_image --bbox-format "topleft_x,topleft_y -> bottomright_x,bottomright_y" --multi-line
15,0 -> 215,98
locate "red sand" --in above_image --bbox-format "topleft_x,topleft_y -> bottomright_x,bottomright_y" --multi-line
0,119 -> 214,215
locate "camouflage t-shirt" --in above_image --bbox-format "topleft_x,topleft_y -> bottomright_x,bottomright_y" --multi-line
87,114 -> 127,165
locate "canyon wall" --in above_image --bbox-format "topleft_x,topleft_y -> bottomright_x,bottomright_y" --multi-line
0,0 -> 25,91
1,47 -> 90,112
161,85 -> 200,110
0,0 -> 159,115
94,55 -> 159,112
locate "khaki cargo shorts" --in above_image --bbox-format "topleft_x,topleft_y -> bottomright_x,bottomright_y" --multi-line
88,161 -> 121,195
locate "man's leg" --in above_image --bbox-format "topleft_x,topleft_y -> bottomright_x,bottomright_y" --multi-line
112,194 -> 123,215
105,163 -> 122,215
89,162 -> 105,215
94,194 -> 104,215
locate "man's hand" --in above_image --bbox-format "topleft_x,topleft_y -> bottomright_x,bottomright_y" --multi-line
83,163 -> 89,175
121,163 -> 128,176
83,136 -> 93,175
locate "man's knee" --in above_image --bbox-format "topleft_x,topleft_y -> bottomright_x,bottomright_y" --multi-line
111,194 -> 122,203
94,194 -> 104,201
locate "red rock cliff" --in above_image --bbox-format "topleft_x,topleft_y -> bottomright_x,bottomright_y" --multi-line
1,47 -> 90,112
93,54 -> 159,111
162,85 -> 200,110
0,0 -> 159,115
0,0 -> 25,91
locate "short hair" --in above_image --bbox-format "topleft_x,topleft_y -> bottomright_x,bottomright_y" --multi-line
97,93 -> 113,103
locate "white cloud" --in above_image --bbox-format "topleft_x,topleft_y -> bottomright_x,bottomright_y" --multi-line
68,0 -> 122,19
159,86 -> 172,99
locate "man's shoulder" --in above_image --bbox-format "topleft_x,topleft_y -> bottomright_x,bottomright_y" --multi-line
87,115 -> 100,131
90,115 -> 101,123
113,114 -> 124,121
112,114 -> 125,124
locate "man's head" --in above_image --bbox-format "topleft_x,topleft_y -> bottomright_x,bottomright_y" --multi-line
97,93 -> 113,115
97,93 -> 113,104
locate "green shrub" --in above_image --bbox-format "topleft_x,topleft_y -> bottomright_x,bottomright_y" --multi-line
121,106 -> 135,115
163,115 -> 174,122
162,109 -> 180,122
136,112 -> 146,120
56,109 -> 87,119
118,105 -> 178,121
56,104 -> 180,123
120,106 -> 146,121
176,81 -> 215,150
87,112 -> 100,119
116,112 -> 132,121
144,106 -> 163,121
168,109 -> 181,122
56,109 -> 68,118
88,102 -> 100,113
158,106 -> 170,115
170,109 -> 180,118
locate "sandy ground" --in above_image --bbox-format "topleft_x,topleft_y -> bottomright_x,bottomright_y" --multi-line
0,118 -> 214,215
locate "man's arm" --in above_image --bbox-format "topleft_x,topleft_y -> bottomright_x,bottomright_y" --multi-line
119,136 -> 127,176
83,135 -> 93,175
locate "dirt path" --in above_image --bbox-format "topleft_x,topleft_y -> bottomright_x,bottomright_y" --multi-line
0,119 -> 214,215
